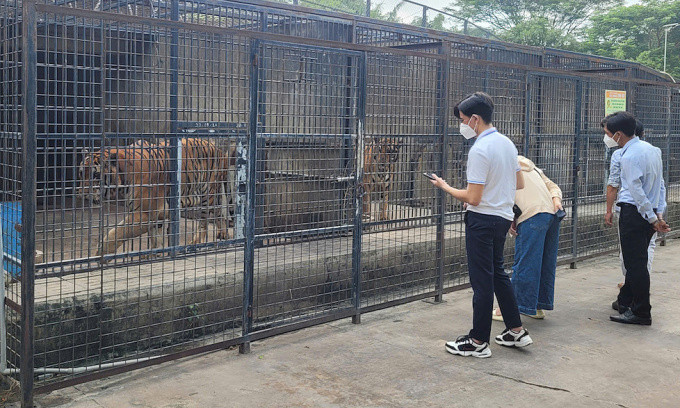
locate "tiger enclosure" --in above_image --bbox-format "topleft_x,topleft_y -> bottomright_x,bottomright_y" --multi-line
2,0 -> 680,400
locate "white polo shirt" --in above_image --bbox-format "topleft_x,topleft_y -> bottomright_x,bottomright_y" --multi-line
466,127 -> 519,221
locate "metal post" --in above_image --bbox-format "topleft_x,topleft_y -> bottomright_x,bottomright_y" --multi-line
365,0 -> 371,17
570,79 -> 583,269
421,6 -> 427,27
241,39 -> 260,354
435,43 -> 450,302
352,52 -> 367,325
169,0 -> 181,251
463,20 -> 468,35
21,0 -> 37,406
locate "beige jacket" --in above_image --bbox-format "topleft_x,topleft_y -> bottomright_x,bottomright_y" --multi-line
515,156 -> 563,225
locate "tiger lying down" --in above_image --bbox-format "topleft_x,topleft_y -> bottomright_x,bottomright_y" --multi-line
77,138 -> 235,259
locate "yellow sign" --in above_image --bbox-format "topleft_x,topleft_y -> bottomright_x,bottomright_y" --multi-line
605,90 -> 627,116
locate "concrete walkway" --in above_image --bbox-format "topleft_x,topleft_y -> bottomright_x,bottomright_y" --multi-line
39,239 -> 680,408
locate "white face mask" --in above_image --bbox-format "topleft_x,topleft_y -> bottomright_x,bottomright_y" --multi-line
460,116 -> 478,139
603,133 -> 619,148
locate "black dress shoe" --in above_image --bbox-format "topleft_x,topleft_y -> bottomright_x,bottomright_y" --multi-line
610,309 -> 652,326
612,300 -> 619,311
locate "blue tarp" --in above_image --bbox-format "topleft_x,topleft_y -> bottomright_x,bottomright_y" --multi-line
1,202 -> 21,278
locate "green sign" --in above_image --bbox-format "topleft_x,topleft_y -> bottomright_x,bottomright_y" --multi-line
605,90 -> 627,115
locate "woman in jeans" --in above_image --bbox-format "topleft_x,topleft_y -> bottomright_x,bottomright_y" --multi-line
493,155 -> 563,320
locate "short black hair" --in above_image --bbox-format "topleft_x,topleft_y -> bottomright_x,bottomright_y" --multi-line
600,111 -> 636,137
635,119 -> 644,137
454,92 -> 494,123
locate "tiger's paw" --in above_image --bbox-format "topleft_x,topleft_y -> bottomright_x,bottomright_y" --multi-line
217,230 -> 232,240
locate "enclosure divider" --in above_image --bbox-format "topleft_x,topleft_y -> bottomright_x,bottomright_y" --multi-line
570,80 -> 583,269
21,0 -> 38,406
434,42 -> 450,303
169,0 -> 181,251
351,51 -> 367,325
241,38 -> 260,354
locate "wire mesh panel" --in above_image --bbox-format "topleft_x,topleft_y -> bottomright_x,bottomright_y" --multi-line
442,60 -> 485,289
360,51 -> 441,307
0,0 -> 24,376
5,0 -> 680,400
524,74 -> 581,262
250,41 -> 359,329
29,8 -> 248,386
667,91 -> 680,229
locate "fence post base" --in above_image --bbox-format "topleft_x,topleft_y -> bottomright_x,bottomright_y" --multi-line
352,314 -> 361,325
570,262 -> 577,269
239,342 -> 251,354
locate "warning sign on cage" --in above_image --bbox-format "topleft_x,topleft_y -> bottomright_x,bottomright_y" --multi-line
605,90 -> 627,115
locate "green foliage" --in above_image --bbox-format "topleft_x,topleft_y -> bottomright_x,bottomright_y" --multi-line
444,0 -> 622,37
299,0 -> 367,14
581,0 -> 680,78
294,0 -> 680,77
500,17 -> 578,48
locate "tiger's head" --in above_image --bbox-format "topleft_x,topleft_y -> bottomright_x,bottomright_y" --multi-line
379,137 -> 401,163
77,150 -> 122,204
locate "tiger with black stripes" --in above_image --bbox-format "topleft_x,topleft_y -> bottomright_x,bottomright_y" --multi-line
362,136 -> 401,222
77,138 -> 234,258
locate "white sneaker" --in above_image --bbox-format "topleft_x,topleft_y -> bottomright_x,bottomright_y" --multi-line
445,335 -> 492,358
494,328 -> 533,348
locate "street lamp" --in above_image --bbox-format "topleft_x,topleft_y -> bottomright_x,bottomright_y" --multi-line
663,23 -> 679,73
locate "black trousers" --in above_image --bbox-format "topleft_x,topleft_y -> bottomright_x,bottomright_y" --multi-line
465,211 -> 522,343
617,203 -> 656,318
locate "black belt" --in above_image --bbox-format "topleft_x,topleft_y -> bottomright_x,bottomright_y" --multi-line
617,202 -> 657,214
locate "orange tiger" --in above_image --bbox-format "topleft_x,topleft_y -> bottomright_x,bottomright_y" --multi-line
77,138 -> 234,258
362,137 -> 401,222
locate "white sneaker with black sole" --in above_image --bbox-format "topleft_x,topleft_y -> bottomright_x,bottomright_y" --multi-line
445,335 -> 492,358
494,328 -> 533,348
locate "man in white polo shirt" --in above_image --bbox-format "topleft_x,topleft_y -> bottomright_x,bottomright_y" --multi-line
430,92 -> 532,358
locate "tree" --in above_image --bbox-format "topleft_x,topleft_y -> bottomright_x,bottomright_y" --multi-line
443,0 -> 622,48
298,0 -> 367,15
296,0 -> 404,21
581,1 -> 680,78
500,18 -> 578,48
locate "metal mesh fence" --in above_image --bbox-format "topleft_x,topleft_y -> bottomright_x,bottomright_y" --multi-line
3,0 -> 680,403
0,0 -> 24,379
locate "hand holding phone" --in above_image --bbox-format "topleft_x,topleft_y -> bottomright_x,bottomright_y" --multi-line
423,172 -> 436,180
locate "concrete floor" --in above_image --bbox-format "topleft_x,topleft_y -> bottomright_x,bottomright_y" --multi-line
37,238 -> 680,408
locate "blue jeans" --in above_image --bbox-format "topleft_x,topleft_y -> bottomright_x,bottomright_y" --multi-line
511,212 -> 561,315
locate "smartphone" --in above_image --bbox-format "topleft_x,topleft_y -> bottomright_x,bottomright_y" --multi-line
423,172 -> 436,180
556,208 -> 566,219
